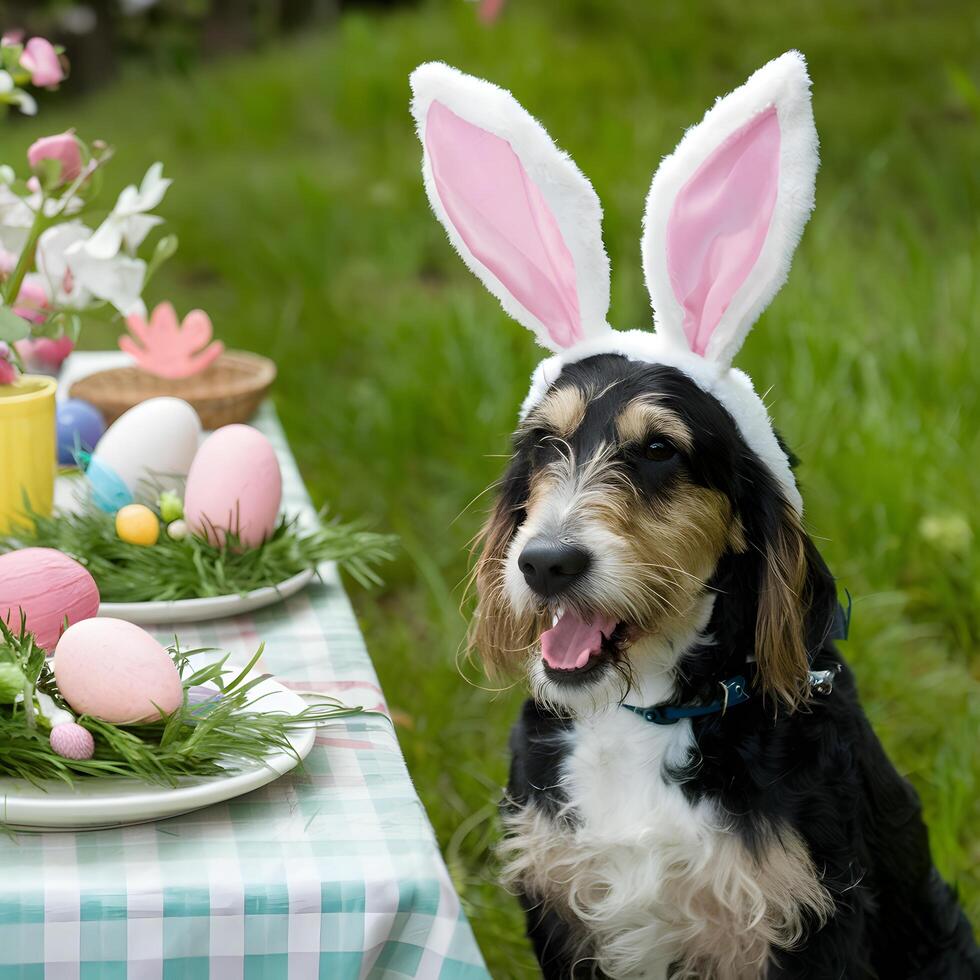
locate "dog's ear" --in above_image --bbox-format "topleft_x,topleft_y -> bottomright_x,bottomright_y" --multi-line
641,51 -> 818,369
410,62 -> 613,353
753,493 -> 838,711
469,451 -> 536,675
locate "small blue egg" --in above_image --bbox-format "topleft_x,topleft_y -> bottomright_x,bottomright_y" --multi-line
57,400 -> 106,466
85,457 -> 134,513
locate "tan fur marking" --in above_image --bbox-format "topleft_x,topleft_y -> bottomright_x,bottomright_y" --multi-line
615,397 -> 694,452
755,503 -> 813,711
527,386 -> 587,439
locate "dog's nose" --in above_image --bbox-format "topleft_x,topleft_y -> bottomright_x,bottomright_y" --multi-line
519,538 -> 590,597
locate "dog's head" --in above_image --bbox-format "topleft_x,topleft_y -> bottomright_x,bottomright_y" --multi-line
473,353 -> 839,713
410,54 -> 830,711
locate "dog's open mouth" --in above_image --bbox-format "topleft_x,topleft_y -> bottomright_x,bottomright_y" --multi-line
540,609 -> 624,677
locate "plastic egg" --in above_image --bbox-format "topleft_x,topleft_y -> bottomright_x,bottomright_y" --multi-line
184,425 -> 282,548
167,519 -> 188,541
0,548 -> 100,653
90,397 -> 201,495
115,504 -> 160,546
53,618 -> 183,724
56,399 -> 106,466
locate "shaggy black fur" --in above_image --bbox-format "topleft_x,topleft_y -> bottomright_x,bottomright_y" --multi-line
498,355 -> 979,979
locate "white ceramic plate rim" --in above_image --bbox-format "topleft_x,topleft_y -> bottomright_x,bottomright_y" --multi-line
0,669 -> 316,830
98,567 -> 315,624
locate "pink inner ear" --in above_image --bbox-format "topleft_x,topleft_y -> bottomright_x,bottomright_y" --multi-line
666,106 -> 780,356
426,100 -> 583,348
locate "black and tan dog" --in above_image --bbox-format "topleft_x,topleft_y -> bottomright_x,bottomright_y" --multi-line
410,53 -> 979,979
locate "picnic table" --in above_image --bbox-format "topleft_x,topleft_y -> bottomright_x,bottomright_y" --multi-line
0,353 -> 489,980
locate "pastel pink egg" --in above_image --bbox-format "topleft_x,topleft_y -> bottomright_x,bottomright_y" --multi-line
54,618 -> 183,724
50,722 -> 95,760
0,548 -> 100,653
183,424 -> 282,548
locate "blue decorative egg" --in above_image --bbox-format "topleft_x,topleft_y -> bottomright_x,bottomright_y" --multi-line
56,399 -> 106,466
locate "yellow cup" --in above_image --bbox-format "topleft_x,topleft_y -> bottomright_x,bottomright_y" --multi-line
0,375 -> 57,533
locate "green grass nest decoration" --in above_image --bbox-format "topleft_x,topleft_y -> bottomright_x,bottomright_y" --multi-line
0,616 -> 366,787
1,504 -> 397,603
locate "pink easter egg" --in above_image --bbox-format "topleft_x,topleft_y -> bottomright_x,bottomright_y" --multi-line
50,722 -> 95,760
183,424 -> 282,548
0,548 -> 100,653
53,618 -> 183,724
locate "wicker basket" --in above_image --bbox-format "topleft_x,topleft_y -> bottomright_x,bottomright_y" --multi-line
69,350 -> 276,428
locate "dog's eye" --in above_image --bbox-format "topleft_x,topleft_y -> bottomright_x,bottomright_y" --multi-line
644,439 -> 676,462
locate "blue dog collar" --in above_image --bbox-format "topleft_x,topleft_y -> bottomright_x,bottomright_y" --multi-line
622,595 -> 850,726
622,669 -> 840,726
623,675 -> 751,725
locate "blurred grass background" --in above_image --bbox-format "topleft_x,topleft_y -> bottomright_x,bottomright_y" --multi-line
3,0 -> 979,973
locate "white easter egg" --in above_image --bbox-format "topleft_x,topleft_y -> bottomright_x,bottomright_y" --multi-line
91,398 -> 201,494
53,618 -> 183,724
184,425 -> 282,548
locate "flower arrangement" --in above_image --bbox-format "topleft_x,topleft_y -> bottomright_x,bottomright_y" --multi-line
0,33 -> 176,382
0,615 -> 364,787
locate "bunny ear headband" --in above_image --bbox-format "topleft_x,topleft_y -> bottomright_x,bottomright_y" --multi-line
409,52 -> 818,515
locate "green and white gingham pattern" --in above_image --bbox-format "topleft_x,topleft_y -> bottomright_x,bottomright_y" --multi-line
0,365 -> 489,980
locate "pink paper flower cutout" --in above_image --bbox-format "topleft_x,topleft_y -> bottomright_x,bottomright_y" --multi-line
120,301 -> 224,379
20,37 -> 65,89
28,131 -> 82,184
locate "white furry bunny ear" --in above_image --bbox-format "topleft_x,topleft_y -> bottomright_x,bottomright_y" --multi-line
641,51 -> 818,369
410,63 -> 612,352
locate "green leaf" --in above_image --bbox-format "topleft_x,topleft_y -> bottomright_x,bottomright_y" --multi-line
144,233 -> 179,283
0,306 -> 30,343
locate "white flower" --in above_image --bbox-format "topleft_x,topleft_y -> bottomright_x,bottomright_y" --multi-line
0,183 -> 35,255
37,222 -> 90,304
0,165 -> 15,185
0,70 -> 12,94
68,247 -> 147,317
84,161 -> 170,259
37,221 -> 148,317
10,90 -> 37,116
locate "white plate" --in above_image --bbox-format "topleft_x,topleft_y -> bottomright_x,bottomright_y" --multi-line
0,670 -> 316,831
98,568 -> 315,624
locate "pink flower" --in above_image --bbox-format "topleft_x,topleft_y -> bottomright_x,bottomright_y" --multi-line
13,278 -> 48,324
28,336 -> 74,368
0,344 -> 16,384
2,30 -> 24,46
20,37 -> 64,89
479,0 -> 506,23
28,131 -> 82,184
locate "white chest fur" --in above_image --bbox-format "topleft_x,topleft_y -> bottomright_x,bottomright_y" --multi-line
500,698 -> 832,980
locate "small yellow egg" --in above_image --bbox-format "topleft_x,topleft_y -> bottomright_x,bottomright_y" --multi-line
115,504 -> 160,546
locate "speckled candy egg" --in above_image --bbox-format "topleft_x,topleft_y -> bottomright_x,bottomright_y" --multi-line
53,618 -> 183,724
0,548 -> 100,653
183,425 -> 282,548
90,397 -> 201,495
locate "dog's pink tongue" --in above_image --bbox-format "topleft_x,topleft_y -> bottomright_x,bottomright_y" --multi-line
540,611 -> 617,670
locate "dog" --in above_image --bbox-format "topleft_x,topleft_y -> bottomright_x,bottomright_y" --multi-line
410,53 -> 980,979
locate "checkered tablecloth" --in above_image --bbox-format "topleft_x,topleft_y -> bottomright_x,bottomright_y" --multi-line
0,355 -> 489,980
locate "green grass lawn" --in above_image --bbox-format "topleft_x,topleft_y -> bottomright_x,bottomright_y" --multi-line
3,1 -> 978,973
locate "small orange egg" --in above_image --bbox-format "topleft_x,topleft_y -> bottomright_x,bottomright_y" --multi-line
115,504 -> 160,546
